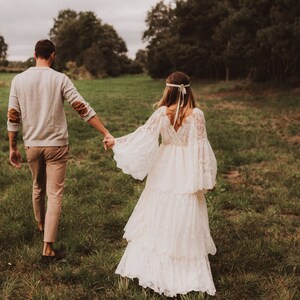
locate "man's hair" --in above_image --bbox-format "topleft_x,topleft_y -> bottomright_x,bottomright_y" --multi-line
35,39 -> 55,59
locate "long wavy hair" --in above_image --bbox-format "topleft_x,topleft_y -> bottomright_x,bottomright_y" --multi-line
155,71 -> 196,129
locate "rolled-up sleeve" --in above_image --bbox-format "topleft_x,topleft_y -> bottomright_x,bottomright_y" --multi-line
62,75 -> 96,122
7,77 -> 21,132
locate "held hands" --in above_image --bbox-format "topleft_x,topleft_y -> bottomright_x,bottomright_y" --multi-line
103,133 -> 115,150
9,149 -> 22,168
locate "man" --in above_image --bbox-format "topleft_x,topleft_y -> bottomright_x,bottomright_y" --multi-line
7,39 -> 112,262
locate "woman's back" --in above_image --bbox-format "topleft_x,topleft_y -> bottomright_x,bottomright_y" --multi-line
160,106 -> 205,147
144,106 -> 216,194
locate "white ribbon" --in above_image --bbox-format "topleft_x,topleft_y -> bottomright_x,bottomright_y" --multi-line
166,83 -> 190,126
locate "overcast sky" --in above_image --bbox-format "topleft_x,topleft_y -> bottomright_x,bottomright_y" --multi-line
0,0 -> 166,61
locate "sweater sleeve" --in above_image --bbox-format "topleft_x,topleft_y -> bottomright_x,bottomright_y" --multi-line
7,77 -> 21,132
62,75 -> 96,122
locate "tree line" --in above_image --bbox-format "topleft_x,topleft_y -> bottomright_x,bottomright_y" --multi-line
0,35 -> 8,67
144,0 -> 300,82
2,1 -> 300,81
0,9 -> 145,77
49,10 -> 144,77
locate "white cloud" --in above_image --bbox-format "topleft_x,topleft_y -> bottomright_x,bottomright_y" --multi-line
0,0 -> 165,61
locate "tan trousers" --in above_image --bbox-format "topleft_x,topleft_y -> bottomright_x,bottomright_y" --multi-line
25,146 -> 69,243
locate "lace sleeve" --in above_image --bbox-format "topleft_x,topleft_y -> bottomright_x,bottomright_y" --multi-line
117,108 -> 162,144
189,108 -> 217,191
193,108 -> 207,140
112,107 -> 165,180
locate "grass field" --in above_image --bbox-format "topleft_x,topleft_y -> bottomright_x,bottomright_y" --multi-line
0,73 -> 299,300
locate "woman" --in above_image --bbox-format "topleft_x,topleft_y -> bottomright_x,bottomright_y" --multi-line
104,71 -> 217,297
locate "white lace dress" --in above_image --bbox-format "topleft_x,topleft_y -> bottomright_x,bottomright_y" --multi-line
113,106 -> 217,297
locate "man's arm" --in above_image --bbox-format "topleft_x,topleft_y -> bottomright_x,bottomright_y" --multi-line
8,131 -> 22,168
62,75 -> 97,122
62,76 -> 113,147
87,115 -> 110,136
7,77 -> 22,168
87,115 -> 114,150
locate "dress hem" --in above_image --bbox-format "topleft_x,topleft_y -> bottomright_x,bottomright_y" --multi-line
115,272 -> 216,297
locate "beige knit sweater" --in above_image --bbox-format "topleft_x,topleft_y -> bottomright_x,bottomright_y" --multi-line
7,67 -> 96,147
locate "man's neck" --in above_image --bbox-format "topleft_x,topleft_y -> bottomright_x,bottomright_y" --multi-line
35,58 -> 52,68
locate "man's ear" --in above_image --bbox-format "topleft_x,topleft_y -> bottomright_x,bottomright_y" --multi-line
34,52 -> 37,60
51,52 -> 56,60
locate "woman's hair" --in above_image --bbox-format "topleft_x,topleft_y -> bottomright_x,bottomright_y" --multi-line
155,71 -> 196,128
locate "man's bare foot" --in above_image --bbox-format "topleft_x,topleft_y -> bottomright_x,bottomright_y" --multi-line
43,242 -> 54,256
41,242 -> 65,263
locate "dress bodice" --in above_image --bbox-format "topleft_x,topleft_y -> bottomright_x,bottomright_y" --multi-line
113,105 -> 217,193
161,113 -> 193,147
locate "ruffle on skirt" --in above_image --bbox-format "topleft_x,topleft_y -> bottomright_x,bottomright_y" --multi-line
116,240 -> 216,297
115,188 -> 216,296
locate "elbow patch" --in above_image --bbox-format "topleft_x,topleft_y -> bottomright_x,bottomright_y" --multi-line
7,108 -> 20,123
72,101 -> 88,117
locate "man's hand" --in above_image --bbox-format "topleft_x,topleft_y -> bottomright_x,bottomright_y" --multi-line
104,132 -> 114,140
8,131 -> 22,168
9,149 -> 22,168
103,135 -> 115,150
86,115 -> 114,150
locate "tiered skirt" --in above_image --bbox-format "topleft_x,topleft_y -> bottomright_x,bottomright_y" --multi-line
115,188 -> 216,297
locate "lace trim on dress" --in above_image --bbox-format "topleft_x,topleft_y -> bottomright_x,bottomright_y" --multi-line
116,240 -> 216,297
193,108 -> 207,140
113,107 -> 165,180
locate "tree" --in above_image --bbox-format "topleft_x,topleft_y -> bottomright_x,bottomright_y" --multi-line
253,0 -> 300,81
143,1 -> 175,77
143,0 -> 224,78
50,10 -> 128,77
143,0 -> 300,81
49,9 -> 78,41
135,49 -> 147,65
0,34 -> 8,66
131,49 -> 147,73
211,1 -> 254,80
173,0 -> 223,78
128,60 -> 144,74
23,57 -> 35,69
97,23 -> 128,76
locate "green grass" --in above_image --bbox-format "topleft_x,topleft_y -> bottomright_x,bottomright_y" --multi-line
0,73 -> 299,299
